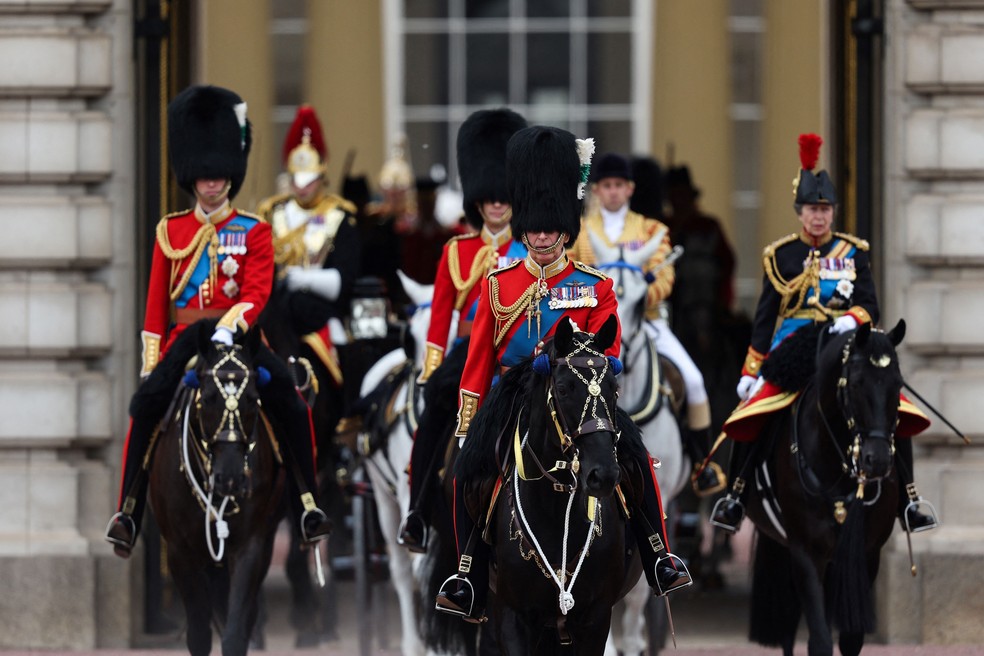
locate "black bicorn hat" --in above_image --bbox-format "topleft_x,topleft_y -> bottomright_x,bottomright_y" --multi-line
507,126 -> 585,245
589,152 -> 632,183
456,108 -> 528,228
793,133 -> 837,205
168,85 -> 252,200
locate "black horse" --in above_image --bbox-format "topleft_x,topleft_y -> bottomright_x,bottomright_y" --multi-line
745,320 -> 907,656
257,282 -> 347,646
148,327 -> 285,656
450,316 -> 645,655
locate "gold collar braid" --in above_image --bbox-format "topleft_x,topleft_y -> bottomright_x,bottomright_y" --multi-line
156,220 -> 220,303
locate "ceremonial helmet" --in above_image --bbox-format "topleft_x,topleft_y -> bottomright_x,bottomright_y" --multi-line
168,85 -> 251,200
379,135 -> 414,192
792,133 -> 837,206
456,108 -> 528,229
283,104 -> 328,189
507,126 -> 590,246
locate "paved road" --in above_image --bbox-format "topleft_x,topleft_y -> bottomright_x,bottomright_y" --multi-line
11,523 -> 980,655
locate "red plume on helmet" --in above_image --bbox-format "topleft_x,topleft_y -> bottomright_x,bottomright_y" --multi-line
282,104 -> 327,165
798,133 -> 823,171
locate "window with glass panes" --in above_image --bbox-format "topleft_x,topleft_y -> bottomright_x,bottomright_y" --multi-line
386,0 -> 650,184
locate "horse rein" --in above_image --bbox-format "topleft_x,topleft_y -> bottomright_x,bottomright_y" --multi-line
805,329 -> 895,505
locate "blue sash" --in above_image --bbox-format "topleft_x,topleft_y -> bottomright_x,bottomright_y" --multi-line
501,268 -> 600,367
770,239 -> 857,350
176,214 -> 258,308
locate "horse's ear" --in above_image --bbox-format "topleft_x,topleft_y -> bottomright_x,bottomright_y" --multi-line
595,314 -> 618,352
887,319 -> 906,347
555,317 -> 574,355
855,321 -> 872,347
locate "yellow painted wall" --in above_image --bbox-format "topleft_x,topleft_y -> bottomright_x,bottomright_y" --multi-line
651,1 -> 733,233
306,0 -> 385,196
196,0 -> 274,211
760,0 -> 826,247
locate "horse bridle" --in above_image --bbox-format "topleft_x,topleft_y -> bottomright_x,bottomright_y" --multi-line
815,330 -> 896,489
195,345 -> 259,451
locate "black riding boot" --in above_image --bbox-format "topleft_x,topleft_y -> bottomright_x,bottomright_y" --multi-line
634,454 -> 693,596
105,339 -> 193,558
398,425 -> 444,553
435,475 -> 489,623
895,438 -> 939,533
710,439 -> 752,534
257,348 -> 332,545
684,428 -> 727,497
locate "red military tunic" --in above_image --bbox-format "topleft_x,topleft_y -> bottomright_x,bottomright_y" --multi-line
455,252 -> 621,438
419,225 -> 527,381
140,203 -> 274,375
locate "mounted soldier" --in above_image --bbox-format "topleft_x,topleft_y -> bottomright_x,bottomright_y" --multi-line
397,108 -> 528,552
105,85 -> 331,558
256,104 -> 361,390
570,152 -> 726,496
435,126 -> 692,624
710,133 -> 939,535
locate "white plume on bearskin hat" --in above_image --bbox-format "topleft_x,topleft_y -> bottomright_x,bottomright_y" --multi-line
456,108 -> 527,229
167,85 -> 252,200
506,126 -> 587,245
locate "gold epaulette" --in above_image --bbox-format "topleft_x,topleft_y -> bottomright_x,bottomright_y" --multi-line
762,233 -> 798,259
573,260 -> 607,280
255,193 -> 291,218
487,258 -> 522,279
324,193 -> 357,215
235,209 -> 264,222
833,231 -> 870,251
447,231 -> 480,245
160,208 -> 192,221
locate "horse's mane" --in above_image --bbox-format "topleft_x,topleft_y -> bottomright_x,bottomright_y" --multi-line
760,322 -> 828,392
454,352 -> 648,482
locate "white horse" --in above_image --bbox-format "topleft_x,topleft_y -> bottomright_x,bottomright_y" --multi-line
587,230 -> 690,656
355,270 -> 457,656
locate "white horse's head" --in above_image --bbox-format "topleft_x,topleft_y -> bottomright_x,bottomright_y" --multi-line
587,228 -> 666,347
396,270 -> 436,369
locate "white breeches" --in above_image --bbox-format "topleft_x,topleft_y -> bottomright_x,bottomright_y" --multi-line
643,319 -> 708,406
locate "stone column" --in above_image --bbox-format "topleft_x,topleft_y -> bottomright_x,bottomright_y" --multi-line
878,0 -> 984,644
0,0 -> 136,647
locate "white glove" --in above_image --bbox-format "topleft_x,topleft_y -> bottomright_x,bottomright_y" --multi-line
286,266 -> 342,301
211,326 -> 234,346
829,314 -> 859,335
736,375 -> 758,400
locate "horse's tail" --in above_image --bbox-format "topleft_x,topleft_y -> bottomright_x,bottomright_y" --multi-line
827,500 -> 875,633
749,530 -> 800,647
418,516 -> 478,656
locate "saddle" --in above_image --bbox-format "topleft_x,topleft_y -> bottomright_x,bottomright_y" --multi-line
334,359 -> 415,457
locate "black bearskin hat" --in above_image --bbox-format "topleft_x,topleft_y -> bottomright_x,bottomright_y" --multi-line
168,85 -> 252,200
793,133 -> 837,206
456,108 -> 527,228
590,152 -> 632,183
507,126 -> 584,245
